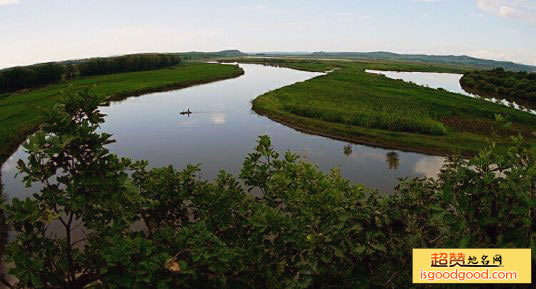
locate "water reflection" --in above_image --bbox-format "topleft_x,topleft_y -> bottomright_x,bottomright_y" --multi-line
209,113 -> 226,125
343,144 -> 353,156
385,152 -> 400,170
2,64 -> 446,199
0,173 -> 8,281
414,157 -> 443,178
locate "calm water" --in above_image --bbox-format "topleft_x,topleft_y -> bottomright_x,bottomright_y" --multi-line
366,70 -> 536,115
2,64 -> 446,198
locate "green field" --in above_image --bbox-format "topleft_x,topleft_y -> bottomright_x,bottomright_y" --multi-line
232,58 -> 536,156
0,62 -> 244,163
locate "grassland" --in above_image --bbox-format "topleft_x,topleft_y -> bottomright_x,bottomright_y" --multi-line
0,62 -> 244,164
230,57 -> 474,73
229,58 -> 536,156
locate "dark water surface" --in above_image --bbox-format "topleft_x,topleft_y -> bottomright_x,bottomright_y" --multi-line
2,64 -> 445,198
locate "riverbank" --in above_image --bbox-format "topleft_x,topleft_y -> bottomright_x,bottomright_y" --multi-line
229,58 -> 536,156
0,62 -> 244,165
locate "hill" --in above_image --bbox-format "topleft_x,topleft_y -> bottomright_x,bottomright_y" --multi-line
256,51 -> 536,72
179,50 -> 247,60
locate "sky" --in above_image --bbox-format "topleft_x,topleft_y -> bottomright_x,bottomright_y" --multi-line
0,0 -> 535,68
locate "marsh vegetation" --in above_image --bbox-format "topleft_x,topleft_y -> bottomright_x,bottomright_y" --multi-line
0,54 -> 182,94
238,58 -> 536,155
0,62 -> 244,164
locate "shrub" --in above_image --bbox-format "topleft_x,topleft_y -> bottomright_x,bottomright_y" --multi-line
1,92 -> 534,288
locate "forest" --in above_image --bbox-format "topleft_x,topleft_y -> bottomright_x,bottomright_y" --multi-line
460,68 -> 536,105
0,53 -> 182,94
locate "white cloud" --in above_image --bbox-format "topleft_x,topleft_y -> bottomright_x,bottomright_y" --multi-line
0,0 -> 20,6
475,0 -> 536,22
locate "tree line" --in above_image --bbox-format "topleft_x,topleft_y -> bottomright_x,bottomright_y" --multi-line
460,68 -> 536,104
0,54 -> 182,93
1,91 -> 534,289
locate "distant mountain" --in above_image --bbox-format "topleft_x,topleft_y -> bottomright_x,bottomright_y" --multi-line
179,50 -> 247,60
249,51 -> 311,56
300,51 -> 536,72
214,50 -> 248,57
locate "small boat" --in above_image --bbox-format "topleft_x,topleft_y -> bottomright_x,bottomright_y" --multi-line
179,109 -> 192,115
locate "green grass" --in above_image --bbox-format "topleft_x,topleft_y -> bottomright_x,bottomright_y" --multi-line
228,57 -> 473,74
0,62 -> 244,163
238,58 -> 536,156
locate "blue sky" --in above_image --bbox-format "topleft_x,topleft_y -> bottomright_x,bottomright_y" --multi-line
0,0 -> 535,68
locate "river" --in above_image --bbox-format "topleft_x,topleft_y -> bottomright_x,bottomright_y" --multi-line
1,64 -> 447,198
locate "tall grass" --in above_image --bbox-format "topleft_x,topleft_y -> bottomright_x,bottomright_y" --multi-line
247,58 -> 536,155
284,104 -> 447,136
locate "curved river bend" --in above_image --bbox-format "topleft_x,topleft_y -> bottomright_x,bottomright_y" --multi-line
2,64 -> 445,196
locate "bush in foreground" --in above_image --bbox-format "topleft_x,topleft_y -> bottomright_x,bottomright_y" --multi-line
1,92 -> 535,288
